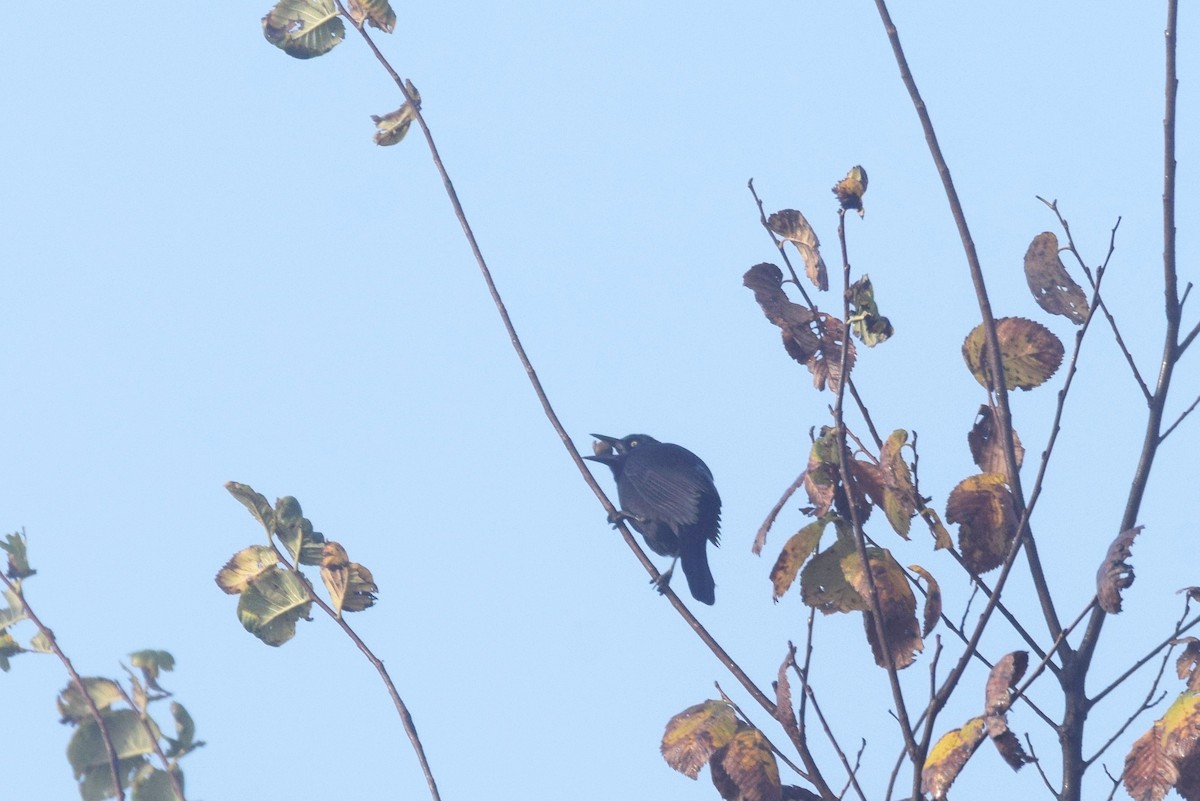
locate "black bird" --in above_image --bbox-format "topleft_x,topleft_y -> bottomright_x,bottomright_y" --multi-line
584,434 -> 721,605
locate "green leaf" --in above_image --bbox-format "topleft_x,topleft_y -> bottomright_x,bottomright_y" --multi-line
225,482 -> 274,533
164,702 -> 205,759
848,274 -> 894,346
58,678 -> 124,724
128,650 -> 175,693
132,767 -> 183,801
0,629 -> 23,670
215,545 -> 279,595
372,82 -> 422,147
770,518 -> 829,601
236,566 -> 312,646
1,531 -> 35,579
67,709 -> 159,776
261,0 -> 345,60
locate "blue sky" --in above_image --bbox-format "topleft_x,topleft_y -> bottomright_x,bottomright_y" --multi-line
3,2 -> 1197,799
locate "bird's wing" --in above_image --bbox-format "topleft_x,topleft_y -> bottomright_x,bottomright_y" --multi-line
620,446 -> 716,526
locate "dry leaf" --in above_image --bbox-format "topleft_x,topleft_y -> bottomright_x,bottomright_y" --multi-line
1024,231 -> 1088,324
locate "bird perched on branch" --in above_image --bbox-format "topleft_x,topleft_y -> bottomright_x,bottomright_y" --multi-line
585,434 -> 721,605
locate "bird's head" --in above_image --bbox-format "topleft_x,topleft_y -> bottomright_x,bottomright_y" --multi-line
583,433 -> 659,464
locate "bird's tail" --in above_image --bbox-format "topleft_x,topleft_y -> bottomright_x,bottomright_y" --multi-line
680,532 -> 715,605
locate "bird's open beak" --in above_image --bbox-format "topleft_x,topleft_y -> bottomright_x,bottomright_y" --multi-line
584,433 -> 620,462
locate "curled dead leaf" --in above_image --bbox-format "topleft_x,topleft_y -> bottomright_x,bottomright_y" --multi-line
1024,231 -> 1089,324
1097,525 -> 1143,614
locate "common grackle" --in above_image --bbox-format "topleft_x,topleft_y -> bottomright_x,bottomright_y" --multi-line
585,434 -> 721,605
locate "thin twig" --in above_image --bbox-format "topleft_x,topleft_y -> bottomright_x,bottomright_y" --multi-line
787,651 -> 868,801
1090,612 -> 1200,707
0,571 -> 126,800
114,680 -> 187,801
270,539 -> 443,801
1036,200 -> 1146,401
1159,392 -> 1200,441
753,469 -> 808,555
832,210 -> 918,761
716,683 -> 809,780
336,10 -> 790,755
748,179 -> 815,305
2,571 -> 128,798
1026,735 -> 1062,800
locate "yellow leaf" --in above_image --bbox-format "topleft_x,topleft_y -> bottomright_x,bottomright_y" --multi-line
909,565 -> 941,637
262,0 -> 345,59
962,317 -> 1064,391
922,717 -> 986,800
214,545 -> 279,595
832,165 -> 868,216
661,700 -> 738,779
770,518 -> 829,601
800,534 -> 866,615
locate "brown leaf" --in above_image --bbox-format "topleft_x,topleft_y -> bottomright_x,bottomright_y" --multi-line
1024,231 -> 1089,324
967,405 -> 1025,476
1175,639 -> 1200,690
1097,525 -> 1143,614
774,648 -> 800,740
962,317 -> 1064,391
1125,722 -> 1178,801
843,547 -> 923,669
919,507 -> 955,550
766,210 -> 827,291
743,263 -> 821,364
945,473 -> 1018,574
832,165 -> 868,217
985,651 -> 1029,718
712,727 -> 783,801
770,519 -> 829,601
909,565 -> 941,637
808,314 -> 855,392
922,717 -> 987,800
661,700 -> 738,779
990,727 -> 1035,771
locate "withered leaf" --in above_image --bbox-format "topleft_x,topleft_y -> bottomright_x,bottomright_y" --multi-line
743,263 -> 821,364
922,717 -> 987,800
990,727 -> 1035,771
1097,525 -> 1143,614
661,700 -> 738,779
843,547 -> 923,669
1125,692 -> 1200,801
945,473 -> 1017,574
880,430 -> 916,538
711,727 -> 783,801
802,428 -> 840,518
967,405 -> 1025,476
372,82 -> 421,146
848,275 -> 893,346
909,565 -> 942,637
344,0 -> 396,31
771,518 -> 830,601
320,542 -> 378,617
962,317 -> 1064,392
774,648 -> 800,739
985,651 -> 1029,718
1175,639 -> 1200,691
832,165 -> 868,217
766,209 -> 827,291
808,314 -> 855,392
1125,722 -> 1178,801
1024,231 -> 1089,324
919,507 -> 955,550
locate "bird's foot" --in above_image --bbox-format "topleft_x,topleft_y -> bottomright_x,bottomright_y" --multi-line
651,565 -> 675,595
607,510 -> 641,528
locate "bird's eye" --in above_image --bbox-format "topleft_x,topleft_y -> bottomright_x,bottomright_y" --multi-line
628,439 -> 639,448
